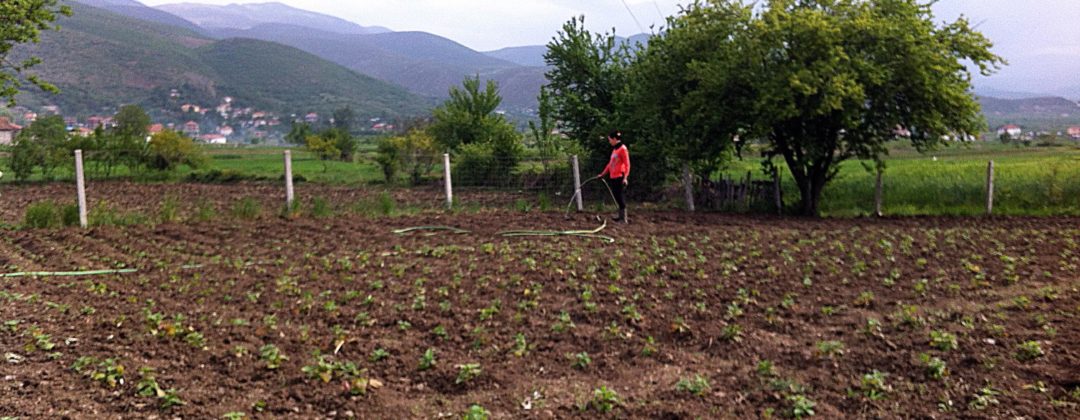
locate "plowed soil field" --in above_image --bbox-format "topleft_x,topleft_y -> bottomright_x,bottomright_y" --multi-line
1,184 -> 1079,419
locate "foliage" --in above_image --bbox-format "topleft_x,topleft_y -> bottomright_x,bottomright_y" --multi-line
622,1 -> 751,190
286,122 -> 313,146
146,131 -> 208,171
675,374 -> 711,396
462,404 -> 489,420
730,0 -> 1001,215
589,385 -> 620,413
528,87 -> 575,170
544,16 -> 631,171
428,76 -> 523,186
430,76 -> 504,151
375,129 -> 439,184
0,0 -> 72,105
10,115 -> 70,180
23,200 -> 78,229
305,135 -> 340,171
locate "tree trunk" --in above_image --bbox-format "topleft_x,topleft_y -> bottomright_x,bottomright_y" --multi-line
795,166 -> 828,217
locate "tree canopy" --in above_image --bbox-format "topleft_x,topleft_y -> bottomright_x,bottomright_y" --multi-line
545,0 -> 1001,214
0,0 -> 71,105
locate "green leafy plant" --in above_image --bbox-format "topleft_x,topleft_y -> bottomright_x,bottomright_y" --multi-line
1015,341 -> 1044,361
860,370 -> 890,400
418,348 -> 436,371
571,352 -> 592,370
815,340 -> 845,359
788,394 -> 816,418
929,330 -> 958,351
462,404 -> 490,420
918,353 -> 948,380
259,344 -> 287,369
456,363 -> 482,384
370,348 -> 390,363
72,356 -> 125,388
675,374 -> 710,396
589,386 -> 620,413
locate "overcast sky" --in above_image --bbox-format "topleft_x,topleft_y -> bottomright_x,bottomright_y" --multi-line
141,0 -> 1080,96
143,0 -> 686,51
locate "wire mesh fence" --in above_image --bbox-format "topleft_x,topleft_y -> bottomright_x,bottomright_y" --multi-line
2,144 -> 1080,227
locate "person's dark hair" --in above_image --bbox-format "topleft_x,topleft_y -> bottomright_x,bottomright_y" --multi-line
608,130 -> 623,141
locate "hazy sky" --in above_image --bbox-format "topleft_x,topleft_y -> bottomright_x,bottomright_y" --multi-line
142,0 -> 686,51
140,0 -> 1080,95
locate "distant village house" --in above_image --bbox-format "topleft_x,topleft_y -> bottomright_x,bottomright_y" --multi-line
0,117 -> 23,145
1068,126 -> 1080,139
997,124 -> 1022,138
198,134 -> 227,145
183,121 -> 200,136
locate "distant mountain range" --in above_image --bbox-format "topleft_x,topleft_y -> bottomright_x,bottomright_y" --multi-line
156,2 -> 391,35
156,2 -> 551,110
13,2 -> 430,119
13,0 -> 1074,131
977,96 -> 1080,131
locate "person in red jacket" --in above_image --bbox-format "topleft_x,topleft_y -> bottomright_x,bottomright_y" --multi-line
598,130 -> 630,223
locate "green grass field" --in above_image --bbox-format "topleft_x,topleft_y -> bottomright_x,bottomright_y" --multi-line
3,141 -> 1080,216
719,142 -> 1080,216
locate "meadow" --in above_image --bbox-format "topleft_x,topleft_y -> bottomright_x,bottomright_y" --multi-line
3,140 -> 1080,217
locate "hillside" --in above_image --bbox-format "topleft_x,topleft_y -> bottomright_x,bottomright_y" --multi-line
73,0 -> 205,34
157,2 -> 389,34
978,96 -> 1080,132
12,2 -> 429,119
204,24 -> 535,106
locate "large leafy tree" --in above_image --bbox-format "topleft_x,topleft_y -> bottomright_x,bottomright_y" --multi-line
544,16 -> 632,169
0,0 -> 72,105
726,0 -> 1002,215
623,1 -> 753,187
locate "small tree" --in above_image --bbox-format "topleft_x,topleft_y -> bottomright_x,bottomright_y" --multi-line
430,76 -> 524,185
375,129 -> 439,185
10,115 -> 69,180
429,76 -> 505,151
286,122 -> 312,145
145,131 -> 207,171
305,134 -> 340,172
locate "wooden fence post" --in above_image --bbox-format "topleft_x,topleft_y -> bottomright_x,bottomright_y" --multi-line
683,163 -> 695,212
986,160 -> 995,216
444,153 -> 453,209
743,170 -> 752,210
875,166 -> 883,217
773,169 -> 782,215
284,150 -> 294,210
571,155 -> 583,212
75,150 -> 88,228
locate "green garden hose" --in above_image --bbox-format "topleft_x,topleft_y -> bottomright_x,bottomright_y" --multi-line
565,177 -> 619,217
497,220 -> 615,243
0,268 -> 138,278
392,226 -> 471,235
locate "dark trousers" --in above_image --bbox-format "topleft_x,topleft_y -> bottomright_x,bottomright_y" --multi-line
609,177 -> 627,210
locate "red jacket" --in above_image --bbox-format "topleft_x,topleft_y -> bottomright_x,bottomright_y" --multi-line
601,144 -> 630,179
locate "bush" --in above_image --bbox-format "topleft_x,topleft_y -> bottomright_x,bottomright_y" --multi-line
24,201 -> 62,229
375,130 -> 439,185
455,143 -> 500,187
145,131 -> 208,171
231,197 -> 262,220
185,169 -> 269,183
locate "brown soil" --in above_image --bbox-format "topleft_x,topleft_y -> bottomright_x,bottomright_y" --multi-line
1,184 -> 1079,419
